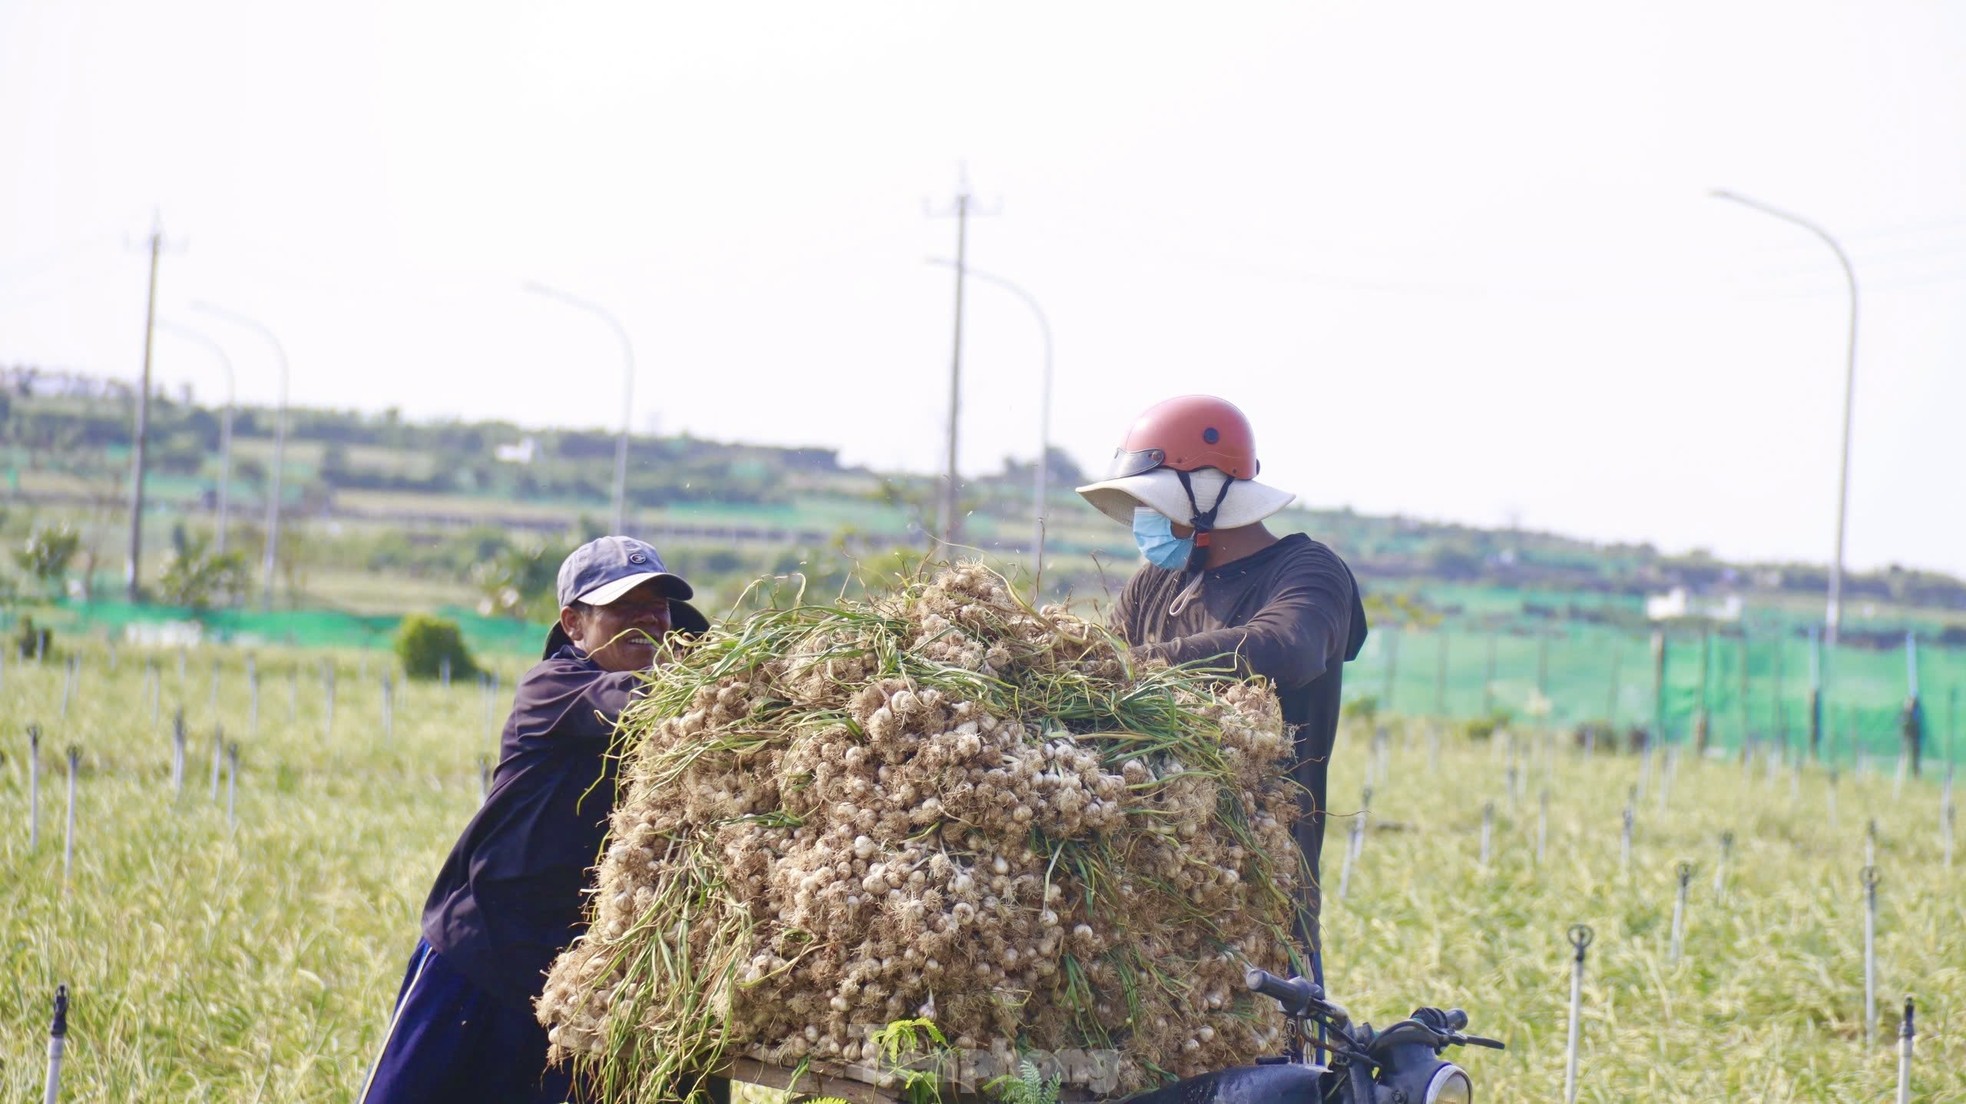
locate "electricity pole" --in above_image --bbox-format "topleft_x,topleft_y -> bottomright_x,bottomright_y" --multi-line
125,217 -> 166,601
927,169 -> 996,551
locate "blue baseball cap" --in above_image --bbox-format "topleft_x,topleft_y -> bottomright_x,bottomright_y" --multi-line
557,535 -> 692,607
542,535 -> 708,657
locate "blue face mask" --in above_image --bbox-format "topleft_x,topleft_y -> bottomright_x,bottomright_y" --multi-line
1132,507 -> 1195,571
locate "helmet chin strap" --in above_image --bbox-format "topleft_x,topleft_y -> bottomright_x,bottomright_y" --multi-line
1174,470 -> 1234,573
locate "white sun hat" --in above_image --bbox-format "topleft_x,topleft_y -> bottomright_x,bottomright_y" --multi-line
1076,465 -> 1295,529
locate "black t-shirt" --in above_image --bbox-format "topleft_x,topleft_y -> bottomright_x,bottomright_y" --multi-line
421,646 -> 639,1008
1108,533 -> 1367,947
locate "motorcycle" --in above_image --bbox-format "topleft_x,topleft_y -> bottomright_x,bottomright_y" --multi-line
1123,968 -> 1504,1104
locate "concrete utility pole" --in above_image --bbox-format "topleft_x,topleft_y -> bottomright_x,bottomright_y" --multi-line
155,322 -> 236,555
925,259 -> 1053,582
1710,190 -> 1859,647
927,169 -> 996,552
192,302 -> 288,608
523,282 -> 634,535
125,217 -> 166,601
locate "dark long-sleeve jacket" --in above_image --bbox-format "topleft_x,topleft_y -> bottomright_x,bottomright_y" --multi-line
421,645 -> 638,1008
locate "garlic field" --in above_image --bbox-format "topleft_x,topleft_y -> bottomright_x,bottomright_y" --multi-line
1,642 -> 1960,1102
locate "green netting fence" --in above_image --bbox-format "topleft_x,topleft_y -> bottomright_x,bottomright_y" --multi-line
1354,623 -> 1965,767
24,598 -> 546,658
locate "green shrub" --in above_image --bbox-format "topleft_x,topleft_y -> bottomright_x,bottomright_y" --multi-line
394,613 -> 479,681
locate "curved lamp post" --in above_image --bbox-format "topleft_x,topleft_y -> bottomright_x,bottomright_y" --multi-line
190,301 -> 287,608
523,282 -> 633,535
927,259 -> 1055,588
1710,189 -> 1859,648
155,320 -> 236,555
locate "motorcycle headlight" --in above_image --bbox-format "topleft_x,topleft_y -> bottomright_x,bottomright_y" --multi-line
1424,1063 -> 1472,1104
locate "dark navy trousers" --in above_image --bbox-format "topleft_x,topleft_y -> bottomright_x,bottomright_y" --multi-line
358,939 -> 584,1104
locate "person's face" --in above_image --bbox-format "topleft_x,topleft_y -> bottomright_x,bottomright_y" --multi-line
561,579 -> 675,672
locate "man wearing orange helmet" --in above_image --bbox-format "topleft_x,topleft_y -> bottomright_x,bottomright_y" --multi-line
1078,395 -> 1367,977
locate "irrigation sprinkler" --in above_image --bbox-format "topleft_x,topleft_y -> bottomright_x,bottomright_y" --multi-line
1713,831 -> 1734,902
1382,627 -> 1399,713
209,725 -> 223,802
482,673 -> 499,750
27,726 -> 40,844
1862,865 -> 1880,1047
1504,763 -> 1519,809
1828,768 -> 1840,832
381,673 -> 395,743
63,746 -> 79,889
146,660 -> 160,729
1564,923 -> 1593,1104
226,742 -> 239,827
1537,789 -> 1549,866
170,707 -> 186,796
43,984 -> 67,1104
1337,816 -> 1363,900
1865,818 -> 1877,868
208,657 -> 221,719
480,755 -> 492,800
1479,801 -> 1494,867
1657,747 -> 1674,814
324,668 -> 336,740
1620,806 -> 1634,873
248,660 -> 260,739
1351,786 -> 1372,867
1944,799 -> 1955,870
1670,861 -> 1692,964
60,654 -> 75,718
441,654 -> 452,688
1897,997 -> 1915,1104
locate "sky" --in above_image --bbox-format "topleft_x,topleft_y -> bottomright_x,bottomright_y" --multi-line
3,1 -> 1964,576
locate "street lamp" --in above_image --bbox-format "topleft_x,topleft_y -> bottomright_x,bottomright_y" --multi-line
927,259 -> 1055,588
1709,189 -> 1859,647
191,301 -> 287,609
155,320 -> 236,555
523,282 -> 634,535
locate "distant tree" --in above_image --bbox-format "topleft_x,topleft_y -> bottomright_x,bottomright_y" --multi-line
14,523 -> 80,598
157,536 -> 250,610
470,543 -> 557,620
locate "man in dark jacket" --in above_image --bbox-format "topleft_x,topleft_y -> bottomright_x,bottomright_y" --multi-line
1078,395 -> 1367,983
361,535 -> 713,1104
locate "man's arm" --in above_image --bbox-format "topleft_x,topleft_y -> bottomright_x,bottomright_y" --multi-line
1131,554 -> 1354,691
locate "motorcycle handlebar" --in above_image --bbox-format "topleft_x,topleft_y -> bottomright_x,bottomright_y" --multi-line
1243,968 -> 1322,1018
